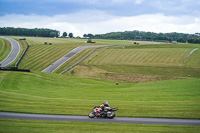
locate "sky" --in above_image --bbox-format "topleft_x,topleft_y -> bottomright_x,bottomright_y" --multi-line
0,0 -> 200,37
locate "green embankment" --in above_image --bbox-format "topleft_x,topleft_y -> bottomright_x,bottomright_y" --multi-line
0,71 -> 199,119
66,43 -> 200,80
17,37 -> 132,71
0,119 -> 199,133
5,37 -> 199,78
18,37 -> 84,71
54,47 -> 97,74
0,38 -> 11,62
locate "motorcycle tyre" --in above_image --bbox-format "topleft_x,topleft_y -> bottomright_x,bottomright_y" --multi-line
107,111 -> 115,119
88,112 -> 95,118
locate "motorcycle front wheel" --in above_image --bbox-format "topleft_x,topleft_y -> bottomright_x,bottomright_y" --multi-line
88,112 -> 95,118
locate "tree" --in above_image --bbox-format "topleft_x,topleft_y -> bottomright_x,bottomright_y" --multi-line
87,34 -> 94,38
0,27 -> 59,37
50,32 -> 57,37
69,33 -> 73,38
63,32 -> 67,37
83,34 -> 87,38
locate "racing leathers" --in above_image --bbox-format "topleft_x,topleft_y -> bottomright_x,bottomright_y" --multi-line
96,103 -> 110,116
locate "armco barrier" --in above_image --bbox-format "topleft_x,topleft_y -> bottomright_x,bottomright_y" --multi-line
0,67 -> 30,72
15,44 -> 29,67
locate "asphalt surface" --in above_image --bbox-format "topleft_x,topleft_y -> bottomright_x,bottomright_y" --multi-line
0,36 -> 20,67
184,48 -> 199,61
42,45 -> 106,73
0,112 -> 200,126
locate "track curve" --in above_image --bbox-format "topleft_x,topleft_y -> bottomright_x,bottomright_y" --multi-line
0,112 -> 199,126
42,45 -> 106,73
0,36 -> 20,67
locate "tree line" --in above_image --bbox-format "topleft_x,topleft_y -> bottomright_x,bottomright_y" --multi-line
0,27 -> 60,37
87,30 -> 200,43
62,32 -> 73,38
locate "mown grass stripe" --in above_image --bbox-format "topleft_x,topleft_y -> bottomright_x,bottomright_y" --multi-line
20,46 -> 74,70
91,48 -> 195,67
0,38 -> 11,62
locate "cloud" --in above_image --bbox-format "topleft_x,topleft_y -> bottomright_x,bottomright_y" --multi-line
1,0 -> 199,17
0,10 -> 200,37
135,0 -> 143,4
52,10 -> 114,23
84,13 -> 200,34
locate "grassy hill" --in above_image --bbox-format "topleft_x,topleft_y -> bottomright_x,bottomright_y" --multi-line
0,38 -> 11,62
0,71 -> 200,119
62,43 -> 200,82
1,37 -> 200,132
8,36 -> 200,83
0,37 -> 200,119
14,36 -> 200,80
17,37 -> 132,71
18,37 -> 87,71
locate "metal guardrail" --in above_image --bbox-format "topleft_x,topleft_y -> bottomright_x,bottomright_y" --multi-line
0,67 -> 30,72
15,44 -> 29,67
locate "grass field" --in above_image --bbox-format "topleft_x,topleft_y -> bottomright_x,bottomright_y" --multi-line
0,38 -> 11,62
17,37 -> 132,71
0,119 -> 199,133
0,37 -> 200,132
4,37 -> 200,78
18,37 -> 84,71
0,71 -> 199,119
65,43 -> 200,82
54,47 -> 97,74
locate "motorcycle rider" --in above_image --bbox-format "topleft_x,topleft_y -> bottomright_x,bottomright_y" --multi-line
96,101 -> 110,116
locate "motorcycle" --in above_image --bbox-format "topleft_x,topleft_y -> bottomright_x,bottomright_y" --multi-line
88,106 -> 118,119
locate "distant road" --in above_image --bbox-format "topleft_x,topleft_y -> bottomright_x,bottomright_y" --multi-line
0,36 -> 20,67
42,45 -> 106,73
0,112 -> 200,126
184,48 -> 199,62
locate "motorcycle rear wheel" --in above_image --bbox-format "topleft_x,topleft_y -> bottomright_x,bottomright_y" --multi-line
88,112 -> 95,118
107,111 -> 115,119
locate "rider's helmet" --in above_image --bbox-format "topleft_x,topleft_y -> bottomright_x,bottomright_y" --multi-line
103,101 -> 108,104
103,101 -> 109,106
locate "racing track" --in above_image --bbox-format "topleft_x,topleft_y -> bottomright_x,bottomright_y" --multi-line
0,37 -> 20,67
0,112 -> 200,126
42,45 -> 106,73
